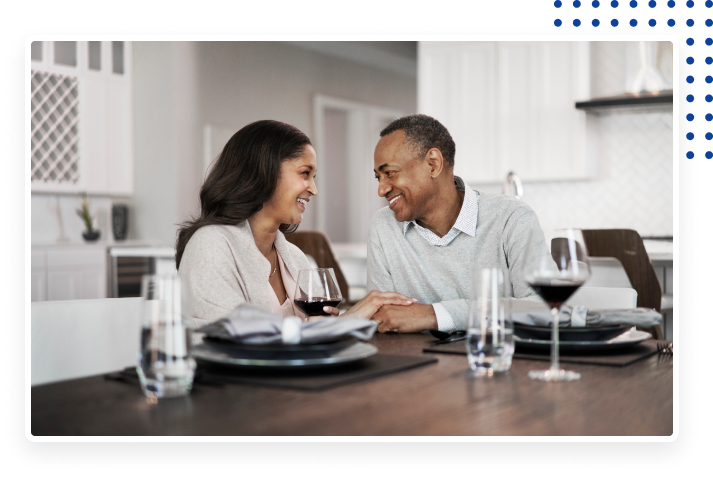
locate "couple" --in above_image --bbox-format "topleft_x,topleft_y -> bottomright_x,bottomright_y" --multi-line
176,115 -> 549,333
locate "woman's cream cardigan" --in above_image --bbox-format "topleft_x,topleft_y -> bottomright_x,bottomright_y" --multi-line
178,220 -> 310,329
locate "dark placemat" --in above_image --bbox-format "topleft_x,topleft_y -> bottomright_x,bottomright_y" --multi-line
423,339 -> 667,367
107,354 -> 438,392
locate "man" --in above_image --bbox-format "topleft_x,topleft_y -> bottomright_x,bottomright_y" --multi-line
368,114 -> 549,333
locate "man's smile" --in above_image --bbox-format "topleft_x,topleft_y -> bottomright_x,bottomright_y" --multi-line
388,194 -> 401,209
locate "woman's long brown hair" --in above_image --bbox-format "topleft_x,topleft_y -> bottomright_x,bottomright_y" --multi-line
175,120 -> 311,270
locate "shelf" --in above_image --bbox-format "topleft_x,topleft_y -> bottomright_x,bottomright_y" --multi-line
575,90 -> 673,111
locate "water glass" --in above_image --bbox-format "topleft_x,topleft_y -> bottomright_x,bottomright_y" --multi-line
466,268 -> 514,376
137,274 -> 196,399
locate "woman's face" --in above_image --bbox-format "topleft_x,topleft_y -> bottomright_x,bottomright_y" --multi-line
262,145 -> 318,226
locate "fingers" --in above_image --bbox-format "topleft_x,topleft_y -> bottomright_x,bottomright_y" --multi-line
370,291 -> 418,306
323,306 -> 340,316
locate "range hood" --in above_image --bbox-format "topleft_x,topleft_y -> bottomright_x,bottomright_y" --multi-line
575,90 -> 673,111
576,42 -> 672,112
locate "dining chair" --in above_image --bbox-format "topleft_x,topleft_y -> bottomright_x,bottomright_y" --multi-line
284,231 -> 351,304
580,229 -> 663,339
567,287 -> 638,309
31,298 -> 142,386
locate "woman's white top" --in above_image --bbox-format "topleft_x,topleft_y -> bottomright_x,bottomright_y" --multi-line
268,250 -> 305,319
178,220 -> 310,329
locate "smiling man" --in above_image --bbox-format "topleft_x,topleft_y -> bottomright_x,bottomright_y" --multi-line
368,114 -> 549,333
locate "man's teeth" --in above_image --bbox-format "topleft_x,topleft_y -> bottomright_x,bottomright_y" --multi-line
389,195 -> 400,205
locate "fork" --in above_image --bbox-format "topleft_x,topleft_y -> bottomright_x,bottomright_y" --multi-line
657,341 -> 673,354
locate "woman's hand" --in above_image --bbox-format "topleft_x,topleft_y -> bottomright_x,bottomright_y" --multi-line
339,290 -> 417,320
303,305 -> 341,321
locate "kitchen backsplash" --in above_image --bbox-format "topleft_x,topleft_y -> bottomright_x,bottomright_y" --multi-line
472,108 -> 673,238
31,194 -> 115,244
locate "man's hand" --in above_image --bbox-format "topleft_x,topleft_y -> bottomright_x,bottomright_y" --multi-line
371,303 -> 438,333
338,290 -> 417,320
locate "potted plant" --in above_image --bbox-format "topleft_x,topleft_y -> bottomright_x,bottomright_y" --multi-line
76,193 -> 100,242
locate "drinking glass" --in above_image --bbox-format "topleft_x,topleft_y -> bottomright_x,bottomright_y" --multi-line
466,268 -> 514,376
293,268 -> 343,316
137,274 -> 196,398
523,228 -> 591,381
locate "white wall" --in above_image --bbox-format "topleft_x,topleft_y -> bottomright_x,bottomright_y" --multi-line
468,41 -> 673,239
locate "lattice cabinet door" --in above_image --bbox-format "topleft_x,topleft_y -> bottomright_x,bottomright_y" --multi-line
30,41 -> 133,195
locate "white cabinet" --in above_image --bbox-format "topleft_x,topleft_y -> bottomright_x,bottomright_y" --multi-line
30,41 -> 134,196
418,41 -> 592,184
32,246 -> 107,301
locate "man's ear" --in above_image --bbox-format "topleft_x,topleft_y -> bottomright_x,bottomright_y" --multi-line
426,148 -> 444,178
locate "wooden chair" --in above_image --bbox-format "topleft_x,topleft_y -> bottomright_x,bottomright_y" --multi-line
284,231 -> 350,304
580,229 -> 663,339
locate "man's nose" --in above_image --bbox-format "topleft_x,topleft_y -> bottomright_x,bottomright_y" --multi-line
377,179 -> 390,198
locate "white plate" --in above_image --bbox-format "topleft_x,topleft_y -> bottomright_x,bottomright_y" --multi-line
191,342 -> 378,369
514,328 -> 652,352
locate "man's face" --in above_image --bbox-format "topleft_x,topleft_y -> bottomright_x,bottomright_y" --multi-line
373,130 -> 435,222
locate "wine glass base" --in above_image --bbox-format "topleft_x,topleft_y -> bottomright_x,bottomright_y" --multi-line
528,369 -> 581,382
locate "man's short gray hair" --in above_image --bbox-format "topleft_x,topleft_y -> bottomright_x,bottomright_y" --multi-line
380,114 -> 455,169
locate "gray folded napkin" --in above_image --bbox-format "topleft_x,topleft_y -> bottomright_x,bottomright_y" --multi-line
509,300 -> 662,328
194,304 -> 377,345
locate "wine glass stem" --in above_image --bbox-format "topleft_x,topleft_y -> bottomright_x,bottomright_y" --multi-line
550,307 -> 560,373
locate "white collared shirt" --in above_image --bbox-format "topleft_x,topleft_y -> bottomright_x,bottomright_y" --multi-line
403,177 -> 479,332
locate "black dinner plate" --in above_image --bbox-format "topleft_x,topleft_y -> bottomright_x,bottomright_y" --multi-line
202,335 -> 359,354
514,323 -> 631,342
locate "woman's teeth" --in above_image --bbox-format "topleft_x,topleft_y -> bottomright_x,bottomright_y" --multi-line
297,198 -> 307,206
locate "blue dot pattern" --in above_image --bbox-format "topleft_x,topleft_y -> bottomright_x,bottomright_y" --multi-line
549,0 -> 713,162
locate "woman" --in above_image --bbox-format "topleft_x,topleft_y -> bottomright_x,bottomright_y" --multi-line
176,120 -> 415,329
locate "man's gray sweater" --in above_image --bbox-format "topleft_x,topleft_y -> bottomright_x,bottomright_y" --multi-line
366,189 -> 549,330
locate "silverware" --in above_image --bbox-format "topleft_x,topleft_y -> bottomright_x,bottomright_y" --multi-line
657,341 -> 673,354
429,330 -> 466,344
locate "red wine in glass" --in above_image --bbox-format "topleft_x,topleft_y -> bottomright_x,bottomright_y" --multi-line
528,281 -> 584,309
293,297 -> 343,315
294,269 -> 342,316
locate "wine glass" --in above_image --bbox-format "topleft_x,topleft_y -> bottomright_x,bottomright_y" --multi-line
522,228 -> 591,381
293,268 -> 343,316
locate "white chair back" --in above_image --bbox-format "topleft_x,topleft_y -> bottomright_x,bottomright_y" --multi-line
567,287 -> 638,309
31,297 -> 142,386
587,257 -> 633,288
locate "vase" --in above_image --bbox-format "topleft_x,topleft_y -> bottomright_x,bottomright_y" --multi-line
83,230 -> 101,242
112,204 -> 129,241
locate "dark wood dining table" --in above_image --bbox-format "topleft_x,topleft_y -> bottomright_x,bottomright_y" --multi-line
31,332 -> 673,436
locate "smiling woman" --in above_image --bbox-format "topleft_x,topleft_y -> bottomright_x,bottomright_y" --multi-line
176,120 -> 416,329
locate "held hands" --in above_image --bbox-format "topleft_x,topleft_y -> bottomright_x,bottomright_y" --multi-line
323,290 -> 417,320
371,303 -> 438,333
